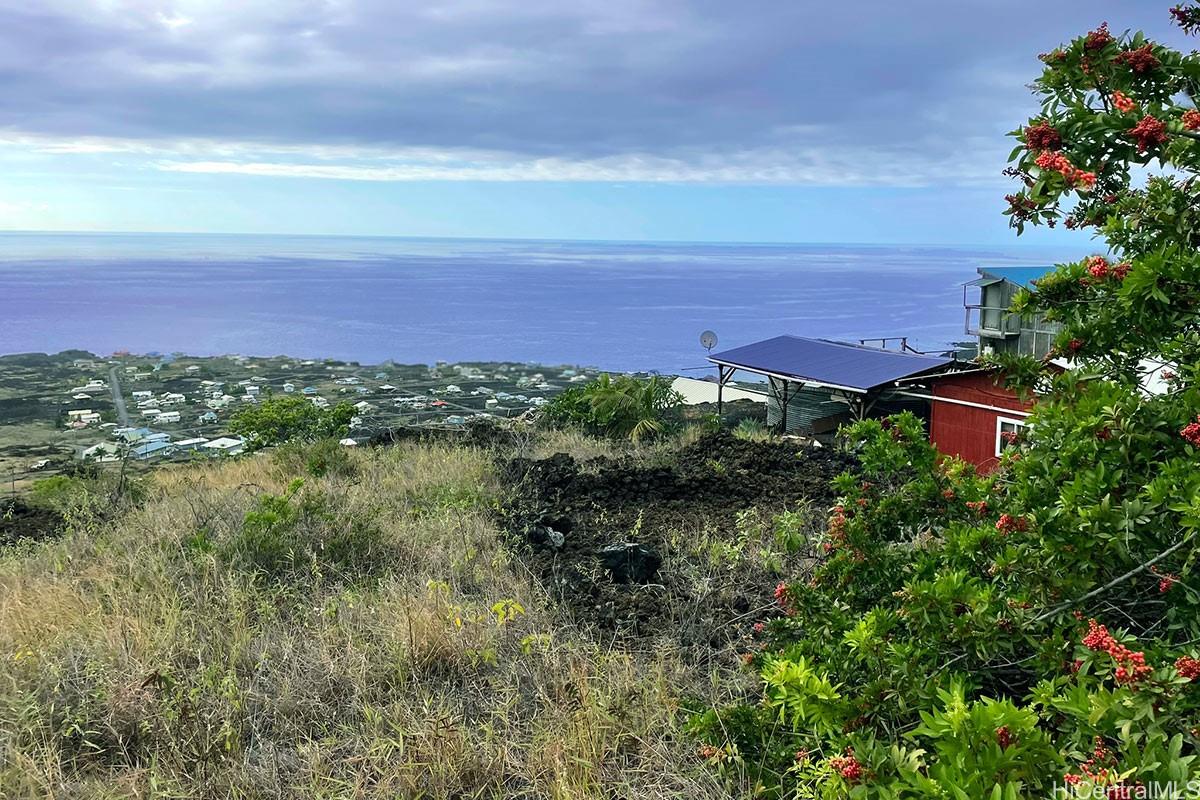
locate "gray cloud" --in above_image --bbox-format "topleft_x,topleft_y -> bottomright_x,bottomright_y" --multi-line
0,1 -> 1190,184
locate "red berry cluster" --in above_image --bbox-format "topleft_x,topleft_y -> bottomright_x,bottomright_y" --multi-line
825,505 -> 848,553
773,581 -> 789,607
1111,91 -> 1137,113
1113,261 -> 1132,280
1082,619 -> 1153,685
966,500 -> 988,514
1087,255 -> 1111,279
1024,121 -> 1062,150
995,513 -> 1029,534
1129,115 -> 1168,152
698,744 -> 720,759
942,488 -> 956,500
1086,22 -> 1114,50
1096,426 -> 1112,440
1034,150 -> 1097,188
1157,572 -> 1178,593
1181,415 -> 1200,446
995,725 -> 1015,750
1184,109 -> 1200,130
1116,44 -> 1160,73
1175,655 -> 1200,680
1064,737 -> 1119,788
794,748 -> 809,764
1067,338 -> 1086,353
829,749 -> 863,782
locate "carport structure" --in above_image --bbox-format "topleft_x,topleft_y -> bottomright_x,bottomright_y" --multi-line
707,335 -> 957,434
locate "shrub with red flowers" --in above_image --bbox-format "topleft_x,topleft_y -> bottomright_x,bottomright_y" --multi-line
692,6 -> 1200,797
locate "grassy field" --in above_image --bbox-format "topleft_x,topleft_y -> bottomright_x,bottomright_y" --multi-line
0,433 -> 789,799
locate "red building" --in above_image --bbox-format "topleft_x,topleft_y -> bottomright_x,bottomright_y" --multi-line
925,369 -> 1032,472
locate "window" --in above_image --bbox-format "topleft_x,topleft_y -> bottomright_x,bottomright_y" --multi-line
995,416 -> 1028,457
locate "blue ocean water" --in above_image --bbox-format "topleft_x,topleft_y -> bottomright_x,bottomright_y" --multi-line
0,233 -> 1084,372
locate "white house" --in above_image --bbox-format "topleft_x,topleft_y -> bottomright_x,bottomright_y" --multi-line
203,437 -> 245,456
82,441 -> 123,461
132,390 -> 152,400
175,437 -> 209,451
157,411 -> 181,424
283,383 -> 296,393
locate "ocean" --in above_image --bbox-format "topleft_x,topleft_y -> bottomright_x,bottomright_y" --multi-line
0,233 -> 1084,373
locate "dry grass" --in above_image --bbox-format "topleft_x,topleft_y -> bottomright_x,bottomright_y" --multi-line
0,441 -> 745,799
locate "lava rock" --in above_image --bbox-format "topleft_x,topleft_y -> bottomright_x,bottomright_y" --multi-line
597,542 -> 662,584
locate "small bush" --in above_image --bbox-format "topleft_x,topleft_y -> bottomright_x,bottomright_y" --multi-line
542,374 -> 683,443
274,437 -> 358,478
220,479 -> 386,583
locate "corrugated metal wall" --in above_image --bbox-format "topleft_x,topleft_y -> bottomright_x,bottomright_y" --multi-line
765,381 -> 852,434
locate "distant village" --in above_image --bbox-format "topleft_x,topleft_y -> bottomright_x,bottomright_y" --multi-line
0,352 -> 598,487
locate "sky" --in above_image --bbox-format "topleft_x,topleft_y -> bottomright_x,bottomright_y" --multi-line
0,1 -> 1189,244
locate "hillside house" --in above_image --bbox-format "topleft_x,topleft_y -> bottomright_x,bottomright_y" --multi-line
131,440 -> 176,460
705,264 -> 1057,470
116,427 -> 153,443
203,437 -> 245,456
965,266 -> 1061,359
82,442 -> 122,461
157,411 -> 181,424
916,265 -> 1057,470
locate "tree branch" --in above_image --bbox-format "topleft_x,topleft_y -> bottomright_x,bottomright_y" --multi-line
1032,531 -> 1197,622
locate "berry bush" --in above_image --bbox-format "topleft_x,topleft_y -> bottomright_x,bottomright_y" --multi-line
692,6 -> 1200,797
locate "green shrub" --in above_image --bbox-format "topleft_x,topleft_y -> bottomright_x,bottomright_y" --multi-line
274,437 -> 358,479
542,374 -> 683,443
27,475 -> 89,512
220,480 -> 386,583
733,417 -> 770,442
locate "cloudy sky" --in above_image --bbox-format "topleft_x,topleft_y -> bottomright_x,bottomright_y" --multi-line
0,1 -> 1186,242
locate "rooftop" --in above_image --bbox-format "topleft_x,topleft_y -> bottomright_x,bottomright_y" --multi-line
708,335 -> 954,392
977,265 -> 1055,290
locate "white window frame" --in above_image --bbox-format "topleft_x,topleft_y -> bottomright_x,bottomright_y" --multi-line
995,416 -> 1028,457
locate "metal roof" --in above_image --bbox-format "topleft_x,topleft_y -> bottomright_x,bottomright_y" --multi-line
977,265 -> 1055,290
708,335 -> 954,393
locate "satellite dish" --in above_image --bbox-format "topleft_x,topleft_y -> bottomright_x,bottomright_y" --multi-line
700,330 -> 718,352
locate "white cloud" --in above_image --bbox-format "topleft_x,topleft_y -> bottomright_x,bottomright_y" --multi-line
0,130 -> 1006,187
